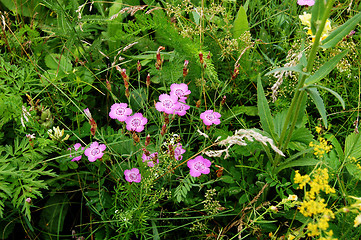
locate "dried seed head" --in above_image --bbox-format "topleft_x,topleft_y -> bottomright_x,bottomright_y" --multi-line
125,88 -> 130,98
196,99 -> 201,108
132,132 -> 140,143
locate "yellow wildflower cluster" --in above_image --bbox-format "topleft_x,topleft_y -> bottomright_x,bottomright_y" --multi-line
294,169 -> 337,239
299,12 -> 332,42
309,137 -> 333,158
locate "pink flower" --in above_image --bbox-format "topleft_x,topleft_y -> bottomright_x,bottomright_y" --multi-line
173,143 -> 186,161
155,94 -> 180,114
142,152 -> 159,167
170,83 -> 191,102
68,143 -> 85,161
125,113 -> 148,132
124,168 -> 141,183
83,108 -> 92,119
187,156 -> 211,177
84,141 -> 106,162
25,198 -> 32,203
297,0 -> 314,6
200,110 -> 221,126
174,101 -> 190,116
109,103 -> 132,122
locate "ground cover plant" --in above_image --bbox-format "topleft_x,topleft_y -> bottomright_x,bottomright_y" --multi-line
0,0 -> 361,239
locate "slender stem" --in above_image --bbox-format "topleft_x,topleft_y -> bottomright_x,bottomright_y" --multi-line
274,0 -> 336,169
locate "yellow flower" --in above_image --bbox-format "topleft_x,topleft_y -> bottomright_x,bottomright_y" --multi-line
299,12 -> 311,27
287,195 -> 298,201
354,214 -> 361,227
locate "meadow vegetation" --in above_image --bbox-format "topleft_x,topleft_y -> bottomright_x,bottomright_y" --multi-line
0,0 -> 361,239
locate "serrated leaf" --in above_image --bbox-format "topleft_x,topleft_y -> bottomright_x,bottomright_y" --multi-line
344,133 -> 361,160
306,87 -> 327,128
232,6 -> 248,39
304,50 -> 348,86
345,163 -> 361,181
322,11 -> 361,49
325,133 -> 344,160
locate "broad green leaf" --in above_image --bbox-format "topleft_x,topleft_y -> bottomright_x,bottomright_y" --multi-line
304,50 -> 348,86
257,75 -> 276,141
308,84 -> 345,109
265,64 -> 307,77
232,6 -> 248,39
345,163 -> 361,181
221,175 -> 235,184
306,87 -> 328,128
322,11 -> 361,49
344,133 -> 361,160
44,53 -> 72,75
277,158 -> 319,172
290,127 -> 313,145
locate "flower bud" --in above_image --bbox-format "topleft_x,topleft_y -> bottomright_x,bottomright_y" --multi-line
183,60 -> 189,77
146,73 -> 151,87
161,124 -> 167,136
156,46 -> 165,70
125,88 -> 130,98
206,51 -> 211,59
231,64 -> 240,80
137,60 -> 141,72
106,80 -> 112,91
221,95 -> 226,106
164,113 -> 169,125
145,134 -> 151,146
199,52 -> 204,64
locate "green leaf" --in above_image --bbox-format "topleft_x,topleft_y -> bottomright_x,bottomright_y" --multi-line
304,50 -> 348,86
44,53 -> 72,76
221,175 -> 235,184
322,11 -> 361,49
232,6 -> 248,39
277,158 -> 319,172
344,133 -> 361,160
257,75 -> 276,141
306,87 -> 328,128
345,163 -> 361,181
325,134 -> 344,160
290,127 -> 314,145
265,64 -> 307,77
307,84 -> 345,109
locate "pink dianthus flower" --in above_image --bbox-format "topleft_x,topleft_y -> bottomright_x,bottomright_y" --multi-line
125,113 -> 148,132
173,143 -> 186,161
187,156 -> 211,177
84,141 -> 106,162
170,83 -> 191,102
297,0 -> 314,6
142,152 -> 159,167
68,143 -> 85,161
174,101 -> 190,116
200,110 -> 221,126
124,168 -> 141,183
155,94 -> 180,114
109,103 -> 132,122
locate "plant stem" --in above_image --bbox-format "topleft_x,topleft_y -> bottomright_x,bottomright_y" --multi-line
274,0 -> 336,170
